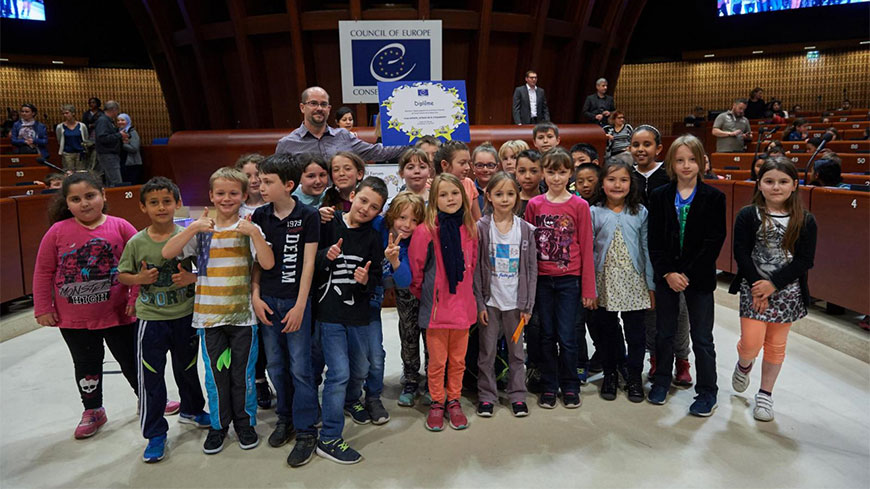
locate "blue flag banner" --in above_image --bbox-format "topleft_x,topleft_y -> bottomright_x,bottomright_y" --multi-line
351,40 -> 431,86
377,80 -> 470,147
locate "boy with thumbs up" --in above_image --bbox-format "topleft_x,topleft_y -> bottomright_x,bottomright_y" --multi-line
118,176 -> 208,463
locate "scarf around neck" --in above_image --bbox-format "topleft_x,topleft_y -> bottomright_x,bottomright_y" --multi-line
437,208 -> 466,294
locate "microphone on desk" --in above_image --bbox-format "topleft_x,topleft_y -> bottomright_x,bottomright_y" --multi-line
35,157 -> 64,173
804,132 -> 834,183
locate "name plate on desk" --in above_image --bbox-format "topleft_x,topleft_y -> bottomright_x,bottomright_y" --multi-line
377,80 -> 471,147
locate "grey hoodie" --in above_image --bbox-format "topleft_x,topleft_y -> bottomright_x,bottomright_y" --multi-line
473,214 -> 538,314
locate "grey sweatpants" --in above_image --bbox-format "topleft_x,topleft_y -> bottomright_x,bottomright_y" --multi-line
477,307 -> 526,404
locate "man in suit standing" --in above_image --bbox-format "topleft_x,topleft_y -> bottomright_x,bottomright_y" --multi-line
512,70 -> 550,125
582,78 -> 616,127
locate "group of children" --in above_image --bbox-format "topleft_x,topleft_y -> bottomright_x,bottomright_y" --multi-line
33,121 -> 817,467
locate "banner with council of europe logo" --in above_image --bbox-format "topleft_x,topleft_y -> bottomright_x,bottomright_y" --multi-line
339,20 -> 442,104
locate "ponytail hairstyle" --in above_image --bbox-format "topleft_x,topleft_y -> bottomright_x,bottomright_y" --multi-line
752,155 -> 806,254
426,172 -> 477,239
48,171 -> 107,224
591,157 -> 642,215
322,151 -> 366,209
433,141 -> 469,175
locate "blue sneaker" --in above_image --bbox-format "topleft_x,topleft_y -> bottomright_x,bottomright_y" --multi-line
688,393 -> 718,417
647,384 -> 668,405
178,411 -> 211,428
576,367 -> 589,385
143,434 -> 166,463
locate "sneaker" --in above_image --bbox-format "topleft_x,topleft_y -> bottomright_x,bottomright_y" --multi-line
268,419 -> 296,448
164,400 -> 181,416
397,382 -> 418,407
287,433 -> 317,467
202,428 -> 226,454
344,401 -> 371,425
421,388 -> 433,406
562,391 -> 581,408
538,392 -> 557,409
237,426 -> 259,450
647,384 -> 668,405
74,407 -> 107,439
143,434 -> 166,463
753,392 -> 774,421
626,375 -> 644,403
256,381 -> 273,409
600,373 -> 618,401
316,437 -> 362,464
511,401 -> 529,417
446,399 -> 468,430
732,361 -> 752,393
366,399 -> 390,425
648,356 -> 656,378
425,402 -> 445,431
576,367 -> 589,385
688,393 -> 718,417
178,411 -> 211,428
526,367 -> 543,394
674,358 -> 693,386
476,401 -> 494,417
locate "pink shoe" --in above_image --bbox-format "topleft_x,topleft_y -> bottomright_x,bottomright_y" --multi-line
425,402 -> 445,431
74,407 -> 107,439
446,400 -> 468,430
164,400 -> 181,416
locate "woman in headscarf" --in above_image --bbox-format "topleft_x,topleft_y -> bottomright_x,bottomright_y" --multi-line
11,103 -> 49,158
117,113 -> 142,184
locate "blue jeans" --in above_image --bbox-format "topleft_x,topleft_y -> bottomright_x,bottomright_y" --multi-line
319,321 -> 368,441
536,275 -> 581,393
347,307 -> 386,403
259,296 -> 318,434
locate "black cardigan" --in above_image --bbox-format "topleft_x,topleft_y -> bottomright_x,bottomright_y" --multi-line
648,181 -> 727,293
727,206 -> 817,306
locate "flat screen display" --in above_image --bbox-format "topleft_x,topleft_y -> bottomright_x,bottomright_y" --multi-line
1,0 -> 46,21
718,0 -> 869,16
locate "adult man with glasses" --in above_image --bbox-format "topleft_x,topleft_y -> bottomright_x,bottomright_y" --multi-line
512,70 -> 550,125
276,86 -> 408,162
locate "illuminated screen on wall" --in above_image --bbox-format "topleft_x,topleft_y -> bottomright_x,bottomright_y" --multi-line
718,0 -> 868,16
1,0 -> 46,21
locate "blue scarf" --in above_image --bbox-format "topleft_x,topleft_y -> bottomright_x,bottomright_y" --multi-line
437,208 -> 466,294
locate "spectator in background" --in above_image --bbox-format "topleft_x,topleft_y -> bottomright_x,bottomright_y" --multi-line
11,103 -> 49,158
808,156 -> 849,189
839,99 -> 852,111
602,111 -> 633,158
785,118 -> 809,141
745,87 -> 767,119
82,97 -> 103,170
56,104 -> 89,171
766,140 -> 785,156
766,99 -> 787,123
335,106 -> 356,135
2,108 -> 19,138
117,113 -> 142,185
790,104 -> 802,115
512,70 -> 550,125
95,100 -> 124,186
825,127 -> 839,141
582,78 -> 615,126
712,98 -> 752,153
684,106 -> 706,126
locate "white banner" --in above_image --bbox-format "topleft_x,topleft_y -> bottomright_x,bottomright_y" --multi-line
339,20 -> 442,104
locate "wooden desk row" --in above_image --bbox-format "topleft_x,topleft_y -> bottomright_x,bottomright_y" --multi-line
711,152 -> 869,173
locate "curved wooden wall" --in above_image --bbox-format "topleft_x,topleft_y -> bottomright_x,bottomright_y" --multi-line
124,0 -> 646,132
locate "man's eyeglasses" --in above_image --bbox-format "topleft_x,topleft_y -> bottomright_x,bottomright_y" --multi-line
474,163 -> 499,170
303,101 -> 331,109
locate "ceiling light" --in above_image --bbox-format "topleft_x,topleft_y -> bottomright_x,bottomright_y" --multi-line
804,46 -> 816,50
704,54 -> 715,58
752,50 -> 763,54
51,60 -> 64,64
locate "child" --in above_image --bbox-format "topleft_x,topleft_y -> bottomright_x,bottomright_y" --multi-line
574,163 -> 601,201
434,140 -> 483,221
498,140 -> 529,175
570,143 -> 600,169
33,172 -> 140,439
118,177 -> 209,463
398,148 -> 431,201
750,153 -> 768,182
647,135 -> 726,416
784,118 -> 808,141
728,156 -> 817,421
515,149 -> 542,217
384,191 -> 428,407
523,148 -> 595,409
415,135 -> 441,168
249,154 -> 322,467
321,151 -> 365,221
409,173 -> 479,431
45,173 -> 65,189
292,153 -> 330,208
314,176 -> 387,464
471,142 -> 501,211
162,167 -> 275,454
588,160 -> 655,403
473,172 -> 537,417
532,122 -> 560,154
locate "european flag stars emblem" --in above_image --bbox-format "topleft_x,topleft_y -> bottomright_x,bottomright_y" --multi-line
418,89 -> 429,96
352,39 -> 430,85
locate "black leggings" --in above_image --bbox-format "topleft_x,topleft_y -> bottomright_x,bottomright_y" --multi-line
60,323 -> 139,410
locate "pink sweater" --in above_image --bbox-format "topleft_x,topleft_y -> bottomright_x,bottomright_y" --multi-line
33,215 -> 139,329
523,194 -> 596,299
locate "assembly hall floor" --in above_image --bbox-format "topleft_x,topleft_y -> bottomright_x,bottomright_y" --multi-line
0,283 -> 867,489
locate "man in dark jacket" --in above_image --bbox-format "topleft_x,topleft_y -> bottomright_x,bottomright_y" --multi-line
582,78 -> 615,127
512,71 -> 550,125
94,100 -> 123,186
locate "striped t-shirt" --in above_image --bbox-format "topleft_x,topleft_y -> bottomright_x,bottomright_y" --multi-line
181,220 -> 262,328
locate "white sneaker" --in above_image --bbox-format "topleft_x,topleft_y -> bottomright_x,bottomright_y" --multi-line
732,362 -> 752,393
754,392 -> 774,421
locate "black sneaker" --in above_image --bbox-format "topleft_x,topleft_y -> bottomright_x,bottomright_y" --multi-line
316,437 -> 362,464
397,382 -> 418,407
256,381 -> 273,409
617,363 -> 630,390
538,392 -> 557,409
268,419 -> 296,448
236,426 -> 259,450
202,428 -> 226,455
600,372 -> 618,401
526,366 -> 543,394
287,433 -> 317,467
344,401 -> 371,425
365,399 -> 390,425
511,401 -> 529,417
627,375 -> 644,403
562,391 -> 582,408
476,401 -> 494,417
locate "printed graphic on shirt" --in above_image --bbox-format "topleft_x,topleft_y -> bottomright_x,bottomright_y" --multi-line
491,243 -> 519,278
56,238 -> 119,305
281,219 -> 304,284
533,214 -> 575,270
318,253 -> 365,306
138,257 -> 196,308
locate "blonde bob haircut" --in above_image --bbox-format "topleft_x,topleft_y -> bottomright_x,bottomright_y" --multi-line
385,191 -> 426,230
664,134 -> 706,184
209,167 -> 248,193
498,139 -> 530,161
426,172 -> 477,239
